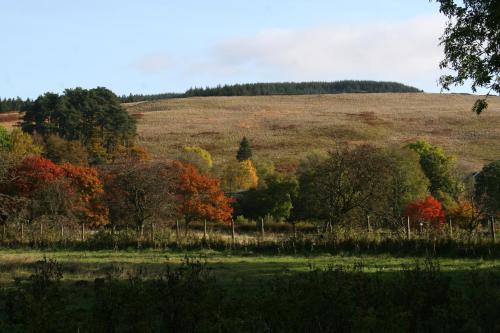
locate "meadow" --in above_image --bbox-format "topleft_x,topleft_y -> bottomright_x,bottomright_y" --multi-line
127,93 -> 500,172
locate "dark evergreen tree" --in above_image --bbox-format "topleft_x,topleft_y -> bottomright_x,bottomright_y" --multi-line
21,87 -> 136,163
236,137 -> 252,161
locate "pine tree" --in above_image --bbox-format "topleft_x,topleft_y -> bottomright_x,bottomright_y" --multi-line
236,137 -> 252,161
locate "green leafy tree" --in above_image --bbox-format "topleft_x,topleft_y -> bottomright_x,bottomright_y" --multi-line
238,174 -> 298,221
434,0 -> 500,114
408,141 -> 462,204
370,148 -> 429,228
475,160 -> 500,215
297,145 -> 389,229
236,137 -> 252,161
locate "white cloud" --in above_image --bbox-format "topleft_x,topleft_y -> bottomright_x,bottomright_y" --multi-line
132,52 -> 173,74
195,16 -> 446,86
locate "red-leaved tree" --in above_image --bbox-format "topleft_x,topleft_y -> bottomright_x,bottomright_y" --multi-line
5,156 -> 107,226
404,196 -> 445,229
174,161 -> 233,226
61,163 -> 108,227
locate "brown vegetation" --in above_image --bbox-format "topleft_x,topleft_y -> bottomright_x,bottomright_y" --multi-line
125,93 -> 500,172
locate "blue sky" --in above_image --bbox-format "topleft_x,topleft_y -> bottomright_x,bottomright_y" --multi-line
1,0 -> 463,98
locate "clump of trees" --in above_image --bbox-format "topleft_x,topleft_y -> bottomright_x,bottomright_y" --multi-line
21,87 -> 137,164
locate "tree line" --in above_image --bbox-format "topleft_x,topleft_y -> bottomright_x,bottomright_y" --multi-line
0,87 -> 498,236
0,97 -> 33,113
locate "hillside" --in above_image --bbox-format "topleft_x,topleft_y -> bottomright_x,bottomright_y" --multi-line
125,93 -> 500,172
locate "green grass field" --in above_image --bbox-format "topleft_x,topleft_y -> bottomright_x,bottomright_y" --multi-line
1,249 -> 498,286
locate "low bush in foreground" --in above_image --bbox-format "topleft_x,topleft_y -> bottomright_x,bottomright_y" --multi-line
0,258 -> 499,332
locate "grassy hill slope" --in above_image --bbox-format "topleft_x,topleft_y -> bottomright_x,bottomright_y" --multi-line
70,93 -> 500,171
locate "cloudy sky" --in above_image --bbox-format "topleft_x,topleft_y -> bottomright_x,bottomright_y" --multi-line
1,0 -> 464,98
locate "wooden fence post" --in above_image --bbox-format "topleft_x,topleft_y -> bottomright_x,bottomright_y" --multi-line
260,218 -> 265,238
367,215 -> 371,233
60,224 -> 64,240
448,217 -> 453,238
176,219 -> 180,240
81,224 -> 85,242
231,219 -> 235,243
151,223 -> 155,245
406,216 -> 411,240
490,217 -> 496,242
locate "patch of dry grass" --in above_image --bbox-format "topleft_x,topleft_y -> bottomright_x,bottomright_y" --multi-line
126,93 -> 500,172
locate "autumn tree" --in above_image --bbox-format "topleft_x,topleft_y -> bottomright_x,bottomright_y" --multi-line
103,161 -> 178,229
236,137 -> 252,161
174,161 -> 233,226
44,135 -> 88,166
8,129 -> 43,162
178,146 -> 213,174
2,156 -> 107,226
404,196 -> 446,230
61,163 -> 108,227
221,160 -> 258,192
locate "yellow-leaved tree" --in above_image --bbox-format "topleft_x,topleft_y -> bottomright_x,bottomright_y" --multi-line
178,146 -> 213,174
222,160 -> 258,192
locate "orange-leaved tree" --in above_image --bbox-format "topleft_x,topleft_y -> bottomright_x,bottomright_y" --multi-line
61,163 -> 108,227
404,195 -> 445,229
174,161 -> 233,226
5,156 -> 107,226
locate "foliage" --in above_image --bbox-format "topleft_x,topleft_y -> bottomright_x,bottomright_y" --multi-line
449,200 -> 483,232
238,174 -> 299,221
61,163 -> 108,227
0,126 -> 10,150
8,128 -> 43,162
178,146 -> 213,173
21,87 -> 137,163
408,140 -> 462,204
185,80 -> 422,97
435,0 -> 500,114
0,96 -> 32,112
222,159 -> 258,192
405,196 -> 446,229
236,136 -> 252,161
252,158 -> 276,187
372,148 -> 430,228
296,145 -> 388,228
43,135 -> 88,165
103,161 -> 178,228
2,156 -> 106,226
174,161 -> 233,224
475,160 -> 500,215
1,258 -> 499,332
6,156 -> 65,196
